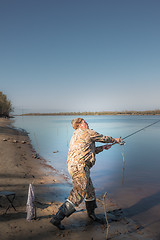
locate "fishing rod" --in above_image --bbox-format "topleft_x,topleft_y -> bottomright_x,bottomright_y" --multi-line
108,118 -> 160,184
117,118 -> 160,145
122,119 -> 160,140
103,118 -> 160,147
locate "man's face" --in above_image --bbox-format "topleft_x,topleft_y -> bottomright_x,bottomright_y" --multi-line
80,120 -> 89,129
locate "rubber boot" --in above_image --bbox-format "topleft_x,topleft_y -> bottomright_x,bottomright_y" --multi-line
50,209 -> 65,230
85,199 -> 104,224
50,200 -> 76,230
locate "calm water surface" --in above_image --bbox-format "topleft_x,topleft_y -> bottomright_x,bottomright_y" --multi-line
13,115 -> 160,237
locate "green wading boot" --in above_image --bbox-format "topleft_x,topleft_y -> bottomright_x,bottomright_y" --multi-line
85,199 -> 104,224
50,200 -> 76,230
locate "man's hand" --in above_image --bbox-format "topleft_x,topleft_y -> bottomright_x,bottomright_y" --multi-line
103,144 -> 112,150
114,138 -> 123,143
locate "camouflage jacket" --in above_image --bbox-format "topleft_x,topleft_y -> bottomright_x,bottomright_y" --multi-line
67,128 -> 115,168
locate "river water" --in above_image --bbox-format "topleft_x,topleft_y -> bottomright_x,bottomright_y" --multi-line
13,115 -> 160,238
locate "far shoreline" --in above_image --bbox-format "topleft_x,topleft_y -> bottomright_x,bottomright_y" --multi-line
14,109 -> 160,116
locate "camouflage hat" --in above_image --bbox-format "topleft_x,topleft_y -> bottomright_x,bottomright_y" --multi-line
71,118 -> 84,129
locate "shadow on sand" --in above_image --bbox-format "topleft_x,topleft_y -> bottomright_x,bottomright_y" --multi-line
123,190 -> 160,218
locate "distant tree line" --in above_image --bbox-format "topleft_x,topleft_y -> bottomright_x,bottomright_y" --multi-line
20,109 -> 160,116
0,91 -> 13,118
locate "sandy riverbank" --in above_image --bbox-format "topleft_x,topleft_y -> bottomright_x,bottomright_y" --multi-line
0,118 -> 153,240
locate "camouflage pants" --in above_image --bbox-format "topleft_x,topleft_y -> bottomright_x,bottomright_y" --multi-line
68,164 -> 95,206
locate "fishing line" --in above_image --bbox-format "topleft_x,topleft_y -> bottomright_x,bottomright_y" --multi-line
122,144 -> 125,184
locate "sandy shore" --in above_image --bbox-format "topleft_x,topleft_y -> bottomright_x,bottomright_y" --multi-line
0,118 -> 153,240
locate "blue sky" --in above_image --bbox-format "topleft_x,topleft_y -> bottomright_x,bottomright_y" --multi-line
1,0 -> 160,114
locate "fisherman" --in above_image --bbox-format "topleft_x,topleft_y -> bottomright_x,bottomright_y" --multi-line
50,118 -> 122,230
